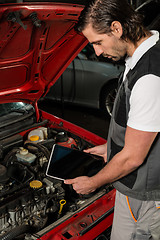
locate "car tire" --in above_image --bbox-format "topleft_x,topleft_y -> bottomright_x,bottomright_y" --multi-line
100,81 -> 118,118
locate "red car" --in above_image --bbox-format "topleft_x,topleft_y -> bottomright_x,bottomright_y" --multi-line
0,1 -> 115,240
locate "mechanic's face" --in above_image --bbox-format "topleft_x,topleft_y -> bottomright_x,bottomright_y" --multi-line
82,22 -> 128,61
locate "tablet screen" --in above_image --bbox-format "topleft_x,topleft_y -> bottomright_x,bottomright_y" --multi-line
46,144 -> 104,181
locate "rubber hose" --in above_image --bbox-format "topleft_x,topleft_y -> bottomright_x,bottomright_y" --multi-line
0,225 -> 31,240
24,142 -> 50,160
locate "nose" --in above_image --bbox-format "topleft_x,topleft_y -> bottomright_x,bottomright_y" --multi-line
93,45 -> 103,56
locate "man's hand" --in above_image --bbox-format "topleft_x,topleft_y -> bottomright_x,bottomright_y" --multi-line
64,144 -> 107,195
64,176 -> 97,195
64,127 -> 158,195
84,143 -> 107,162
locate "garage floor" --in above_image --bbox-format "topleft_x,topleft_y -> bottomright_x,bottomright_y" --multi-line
39,99 -> 110,140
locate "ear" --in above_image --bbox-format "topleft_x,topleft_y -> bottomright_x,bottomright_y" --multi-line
110,21 -> 123,38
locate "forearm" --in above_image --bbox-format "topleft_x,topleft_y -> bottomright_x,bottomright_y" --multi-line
91,149 -> 139,188
92,128 -> 158,189
64,128 -> 157,195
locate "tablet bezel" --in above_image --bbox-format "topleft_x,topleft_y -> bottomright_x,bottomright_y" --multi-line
46,144 -> 104,181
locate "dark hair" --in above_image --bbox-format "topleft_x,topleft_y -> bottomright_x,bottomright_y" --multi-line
76,0 -> 148,44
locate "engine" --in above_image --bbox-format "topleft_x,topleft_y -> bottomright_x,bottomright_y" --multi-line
0,126 -> 94,240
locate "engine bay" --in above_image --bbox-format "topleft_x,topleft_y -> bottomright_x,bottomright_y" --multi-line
0,121 -> 113,240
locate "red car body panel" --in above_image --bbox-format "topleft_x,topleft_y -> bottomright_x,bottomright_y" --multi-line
38,189 -> 115,240
0,2 -> 87,104
0,2 -> 115,239
41,110 -> 107,146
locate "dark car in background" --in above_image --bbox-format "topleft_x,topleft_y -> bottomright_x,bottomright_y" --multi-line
44,44 -> 124,118
44,0 -> 160,118
136,0 -> 160,31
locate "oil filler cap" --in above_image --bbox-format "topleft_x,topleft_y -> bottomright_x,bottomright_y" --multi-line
30,180 -> 42,189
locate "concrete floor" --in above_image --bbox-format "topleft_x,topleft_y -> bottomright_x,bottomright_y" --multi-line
39,99 -> 110,140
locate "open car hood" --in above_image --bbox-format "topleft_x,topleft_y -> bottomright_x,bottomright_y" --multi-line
0,1 -> 87,104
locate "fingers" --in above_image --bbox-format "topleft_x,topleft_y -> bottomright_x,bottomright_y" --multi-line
84,148 -> 92,153
64,178 -> 82,193
64,179 -> 74,185
64,177 -> 81,185
84,147 -> 97,154
64,176 -> 96,195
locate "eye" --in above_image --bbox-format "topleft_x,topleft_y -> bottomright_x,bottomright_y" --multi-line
94,42 -> 101,46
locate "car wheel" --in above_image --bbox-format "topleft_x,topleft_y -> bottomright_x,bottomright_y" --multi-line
100,81 -> 118,118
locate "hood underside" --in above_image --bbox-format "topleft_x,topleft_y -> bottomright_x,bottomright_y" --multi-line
0,1 -> 87,104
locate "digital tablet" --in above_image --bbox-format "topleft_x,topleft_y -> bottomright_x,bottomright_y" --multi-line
46,144 -> 105,181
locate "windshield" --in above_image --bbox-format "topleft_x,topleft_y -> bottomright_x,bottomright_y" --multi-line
0,102 -> 34,117
0,102 -> 36,140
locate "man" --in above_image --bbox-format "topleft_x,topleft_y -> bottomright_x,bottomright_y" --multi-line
64,0 -> 160,239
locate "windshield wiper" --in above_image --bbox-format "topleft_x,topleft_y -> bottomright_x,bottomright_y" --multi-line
0,111 -> 34,129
